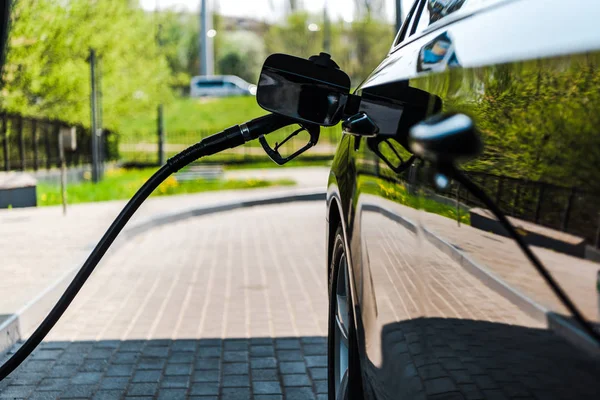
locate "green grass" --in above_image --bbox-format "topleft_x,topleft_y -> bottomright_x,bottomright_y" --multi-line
118,96 -> 265,140
37,168 -> 295,206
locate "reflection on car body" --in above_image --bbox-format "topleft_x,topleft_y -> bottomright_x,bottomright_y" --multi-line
326,0 -> 600,399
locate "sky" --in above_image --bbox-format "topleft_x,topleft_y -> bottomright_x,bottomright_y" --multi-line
139,0 -> 416,24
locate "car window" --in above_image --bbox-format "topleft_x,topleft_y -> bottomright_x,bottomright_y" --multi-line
223,82 -> 238,89
392,0 -> 422,47
195,80 -> 223,89
412,0 -> 508,37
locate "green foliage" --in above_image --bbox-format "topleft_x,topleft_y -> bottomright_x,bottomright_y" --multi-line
2,0 -> 171,130
422,55 -> 600,193
264,11 -> 394,86
37,167 -> 295,206
156,10 -> 199,85
217,31 -> 265,83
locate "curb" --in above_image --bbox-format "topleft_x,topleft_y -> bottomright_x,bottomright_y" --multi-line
0,188 -> 326,355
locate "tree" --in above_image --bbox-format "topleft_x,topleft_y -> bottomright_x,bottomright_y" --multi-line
217,31 -> 265,83
2,0 -> 171,130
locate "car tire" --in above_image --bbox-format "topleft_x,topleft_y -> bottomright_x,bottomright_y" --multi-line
328,225 -> 364,400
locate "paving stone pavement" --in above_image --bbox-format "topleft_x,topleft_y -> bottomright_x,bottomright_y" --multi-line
0,167 -> 329,320
1,203 -> 329,399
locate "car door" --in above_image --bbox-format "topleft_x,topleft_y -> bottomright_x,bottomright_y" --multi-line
351,0 -> 600,398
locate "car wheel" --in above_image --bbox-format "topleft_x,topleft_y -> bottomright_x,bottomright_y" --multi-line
328,225 -> 363,400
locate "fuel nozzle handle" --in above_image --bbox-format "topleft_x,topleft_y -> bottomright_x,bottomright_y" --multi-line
167,114 -> 297,172
241,114 -> 297,141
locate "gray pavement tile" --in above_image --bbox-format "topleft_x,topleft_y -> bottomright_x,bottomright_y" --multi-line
222,374 -> 250,388
28,391 -> 63,400
200,339 -> 222,347
251,369 -> 279,382
99,377 -> 130,390
168,351 -> 195,364
223,363 -> 249,375
40,342 -> 71,350
302,345 -> 325,356
284,387 -> 316,400
250,338 -> 273,346
136,358 -> 166,370
37,378 -> 70,391
0,385 -> 32,399
171,340 -> 197,352
4,372 -> 45,386
250,346 -> 275,357
126,382 -> 158,397
282,374 -> 311,387
300,337 -> 326,345
118,342 -> 145,352
250,357 -> 277,369
87,349 -> 115,360
254,396 -> 283,400
221,387 -> 252,399
223,351 -> 249,362
276,350 -> 303,361
197,347 -> 221,359
223,341 -> 247,351
164,363 -> 192,376
93,391 -> 125,400
106,364 -> 135,377
189,382 -> 219,396
47,364 -> 79,378
32,350 -> 63,361
304,356 -> 326,368
157,388 -> 188,399
188,397 -> 218,400
192,370 -> 220,383
141,346 -> 169,358
94,341 -> 120,349
308,367 -> 326,381
71,371 -> 103,385
131,370 -> 162,383
253,381 -> 282,395
195,359 -> 220,370
80,360 -> 110,372
279,362 -> 306,374
111,353 -> 139,365
160,375 -> 191,388
60,384 -> 97,398
275,339 -> 301,350
314,380 -> 327,394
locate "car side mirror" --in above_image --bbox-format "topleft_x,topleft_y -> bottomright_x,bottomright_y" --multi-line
256,53 -> 351,126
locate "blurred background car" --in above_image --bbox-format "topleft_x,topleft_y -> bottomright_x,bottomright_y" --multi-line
190,75 -> 257,97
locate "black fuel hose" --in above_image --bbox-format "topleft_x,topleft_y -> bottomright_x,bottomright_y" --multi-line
0,113 -> 296,382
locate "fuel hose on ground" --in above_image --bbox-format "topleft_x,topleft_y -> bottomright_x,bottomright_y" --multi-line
0,113 -> 301,382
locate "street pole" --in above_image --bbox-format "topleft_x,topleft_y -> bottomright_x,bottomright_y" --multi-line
395,0 -> 403,33
89,48 -> 99,183
199,0 -> 214,76
157,104 -> 165,165
323,1 -> 331,54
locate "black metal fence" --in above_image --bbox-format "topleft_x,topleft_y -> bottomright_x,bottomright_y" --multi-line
462,171 -> 600,246
0,113 -> 118,172
118,125 -> 341,165
359,155 -> 600,246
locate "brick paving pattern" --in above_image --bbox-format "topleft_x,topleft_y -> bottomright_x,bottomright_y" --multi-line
1,203 -> 328,399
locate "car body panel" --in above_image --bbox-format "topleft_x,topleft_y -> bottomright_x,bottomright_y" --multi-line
327,0 -> 600,398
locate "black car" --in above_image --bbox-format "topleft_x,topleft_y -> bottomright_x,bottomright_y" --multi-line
326,0 -> 600,399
